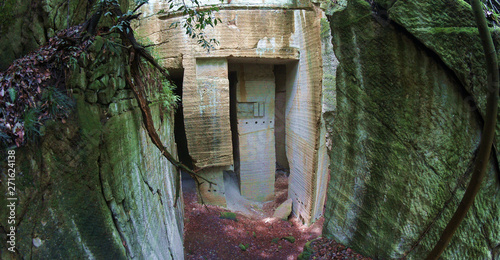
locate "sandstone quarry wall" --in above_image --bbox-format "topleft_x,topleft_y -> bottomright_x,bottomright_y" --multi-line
135,0 -> 329,224
322,0 -> 500,258
0,35 -> 184,259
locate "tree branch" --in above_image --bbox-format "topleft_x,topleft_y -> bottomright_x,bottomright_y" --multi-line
132,1 -> 147,14
83,0 -> 218,209
125,73 -> 215,208
426,1 -> 499,258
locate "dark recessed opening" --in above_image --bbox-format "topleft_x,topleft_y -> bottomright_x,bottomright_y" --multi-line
172,69 -> 193,170
274,64 -> 289,171
229,71 -> 240,176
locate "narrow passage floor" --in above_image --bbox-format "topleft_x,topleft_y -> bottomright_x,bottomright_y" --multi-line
182,171 -> 370,260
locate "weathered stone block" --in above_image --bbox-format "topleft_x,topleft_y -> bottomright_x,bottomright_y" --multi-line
197,166 -> 227,207
84,90 -> 97,103
108,99 -> 134,116
100,75 -> 110,88
116,76 -> 126,90
184,58 -> 233,168
90,66 -> 109,83
68,67 -> 87,90
98,88 -> 115,105
88,80 -> 102,91
236,64 -> 276,202
273,198 -> 293,220
130,98 -> 138,108
108,102 -> 120,116
113,89 -> 132,101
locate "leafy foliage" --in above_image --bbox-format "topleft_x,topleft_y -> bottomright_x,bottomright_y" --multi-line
141,63 -> 180,113
320,18 -> 331,39
281,236 -> 296,243
482,0 -> 500,14
90,0 -> 222,50
42,86 -> 74,118
158,79 -> 180,113
161,0 -> 223,50
219,212 -> 238,221
297,239 -> 314,260
463,0 -> 500,23
22,107 -> 42,142
0,26 -> 89,148
238,243 -> 249,251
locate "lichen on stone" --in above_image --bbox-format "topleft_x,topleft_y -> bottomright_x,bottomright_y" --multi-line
322,0 -> 500,258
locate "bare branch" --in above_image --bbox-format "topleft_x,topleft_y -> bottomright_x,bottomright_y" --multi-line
82,0 -> 220,209
426,0 -> 499,258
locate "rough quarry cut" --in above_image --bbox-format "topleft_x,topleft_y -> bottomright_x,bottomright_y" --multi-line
132,0 -> 328,225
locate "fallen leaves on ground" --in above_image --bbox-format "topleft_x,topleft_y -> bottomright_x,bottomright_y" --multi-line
183,173 -> 372,259
301,237 -> 372,260
0,25 -> 90,147
183,189 -> 323,260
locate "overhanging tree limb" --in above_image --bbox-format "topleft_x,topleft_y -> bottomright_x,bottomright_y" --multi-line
83,0 -> 217,208
426,1 -> 499,258
125,69 -> 215,208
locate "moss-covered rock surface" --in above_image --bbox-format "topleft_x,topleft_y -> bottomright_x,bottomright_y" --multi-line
322,0 -> 500,258
0,0 -> 129,71
0,32 -> 183,259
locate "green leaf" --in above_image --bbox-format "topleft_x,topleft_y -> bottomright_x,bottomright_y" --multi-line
8,88 -> 16,102
220,212 -> 238,221
238,243 -> 249,251
169,21 -> 179,28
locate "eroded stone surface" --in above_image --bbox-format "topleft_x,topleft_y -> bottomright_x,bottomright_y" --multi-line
0,35 -> 184,259
273,198 -> 293,220
135,1 -> 327,224
322,0 -> 500,258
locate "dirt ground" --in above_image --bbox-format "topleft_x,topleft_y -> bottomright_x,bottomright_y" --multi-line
182,172 -> 371,260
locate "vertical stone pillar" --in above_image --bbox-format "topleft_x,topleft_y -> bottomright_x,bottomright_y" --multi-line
236,64 -> 276,202
197,166 -> 228,207
183,57 -> 232,206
